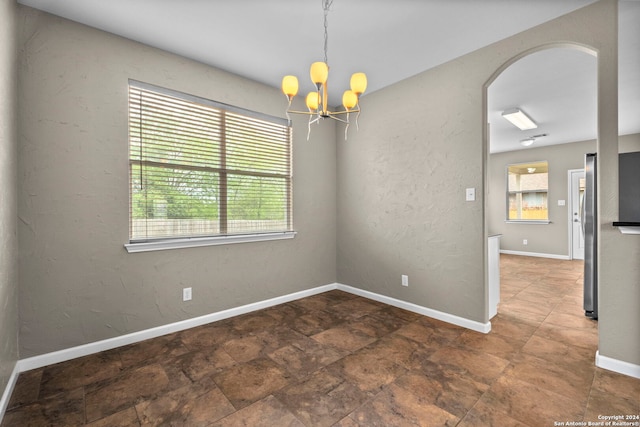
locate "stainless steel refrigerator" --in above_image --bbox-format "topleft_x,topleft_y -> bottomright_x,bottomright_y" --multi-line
583,153 -> 597,319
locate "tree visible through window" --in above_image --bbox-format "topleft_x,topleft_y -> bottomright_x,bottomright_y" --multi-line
128,81 -> 292,242
507,161 -> 549,221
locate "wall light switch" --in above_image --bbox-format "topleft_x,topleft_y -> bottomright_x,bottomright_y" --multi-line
465,188 -> 476,201
558,200 -> 566,206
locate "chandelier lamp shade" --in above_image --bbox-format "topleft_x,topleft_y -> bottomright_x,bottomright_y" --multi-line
282,0 -> 367,140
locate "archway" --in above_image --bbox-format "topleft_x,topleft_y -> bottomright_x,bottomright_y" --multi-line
483,44 -> 598,324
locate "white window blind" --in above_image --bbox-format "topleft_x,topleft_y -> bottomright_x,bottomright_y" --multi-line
128,80 -> 292,243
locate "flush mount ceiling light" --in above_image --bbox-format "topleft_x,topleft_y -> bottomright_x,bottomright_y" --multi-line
520,137 -> 536,146
502,108 -> 537,131
520,133 -> 548,147
281,0 -> 367,140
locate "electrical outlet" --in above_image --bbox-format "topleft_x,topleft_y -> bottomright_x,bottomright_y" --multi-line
523,239 -> 528,245
182,287 -> 192,301
401,275 -> 409,287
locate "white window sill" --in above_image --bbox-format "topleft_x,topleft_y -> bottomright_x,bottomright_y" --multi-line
505,220 -> 551,225
125,231 -> 297,253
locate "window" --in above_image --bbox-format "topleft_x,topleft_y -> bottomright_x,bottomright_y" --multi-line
127,80 -> 293,249
507,161 -> 549,221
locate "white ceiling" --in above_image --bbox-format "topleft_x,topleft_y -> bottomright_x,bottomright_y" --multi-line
17,0 -> 640,153
488,48 -> 599,153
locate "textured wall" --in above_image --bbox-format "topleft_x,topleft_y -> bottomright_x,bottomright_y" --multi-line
594,2 -> 640,368
0,0 -> 19,400
618,133 -> 640,153
337,59 -> 486,322
15,0 -> 639,369
489,134 -> 640,257
337,0 -> 640,368
17,7 -> 337,357
488,139 -> 596,256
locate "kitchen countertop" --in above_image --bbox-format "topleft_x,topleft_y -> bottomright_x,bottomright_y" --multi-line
612,222 -> 640,235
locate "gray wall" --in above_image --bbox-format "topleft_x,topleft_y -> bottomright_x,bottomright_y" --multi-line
488,139 -> 596,256
489,134 -> 640,257
0,0 -> 19,399
17,7 -> 337,357
619,132 -> 640,153
336,59 -> 486,322
14,0 -> 639,370
338,0 -> 640,366
599,129 -> 640,366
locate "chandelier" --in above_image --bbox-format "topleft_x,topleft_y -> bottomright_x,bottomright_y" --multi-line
281,0 -> 367,140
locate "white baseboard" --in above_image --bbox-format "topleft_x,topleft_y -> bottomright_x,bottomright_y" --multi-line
500,250 -> 570,260
18,284 -> 337,373
16,282 -> 491,376
0,362 -> 20,422
9,283 -> 640,424
2,282 -> 490,422
337,283 -> 491,334
595,351 -> 640,379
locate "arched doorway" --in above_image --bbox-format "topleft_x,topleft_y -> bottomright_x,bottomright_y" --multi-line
483,45 -> 598,326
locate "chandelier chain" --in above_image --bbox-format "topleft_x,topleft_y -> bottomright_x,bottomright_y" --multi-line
323,0 -> 333,64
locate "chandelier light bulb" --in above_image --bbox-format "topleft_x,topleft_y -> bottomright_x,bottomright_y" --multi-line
342,90 -> 358,110
281,75 -> 299,99
305,92 -> 320,111
350,72 -> 367,95
310,62 -> 329,86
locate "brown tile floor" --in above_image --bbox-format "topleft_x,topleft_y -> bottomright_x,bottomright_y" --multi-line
3,255 -> 639,426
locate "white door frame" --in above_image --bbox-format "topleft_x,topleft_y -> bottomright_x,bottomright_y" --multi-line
568,168 -> 585,260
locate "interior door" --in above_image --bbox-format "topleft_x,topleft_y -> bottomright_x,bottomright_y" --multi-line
570,169 -> 585,260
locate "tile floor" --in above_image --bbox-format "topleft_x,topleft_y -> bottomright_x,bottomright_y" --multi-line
2,255 -> 639,426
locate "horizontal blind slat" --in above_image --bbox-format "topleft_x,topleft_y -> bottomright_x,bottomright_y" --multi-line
129,81 -> 292,241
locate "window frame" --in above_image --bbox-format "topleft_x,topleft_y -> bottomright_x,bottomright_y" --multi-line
125,80 -> 295,253
505,160 -> 550,224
